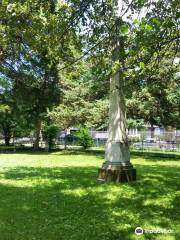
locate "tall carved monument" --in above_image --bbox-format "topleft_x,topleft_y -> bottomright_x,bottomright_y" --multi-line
97,71 -> 136,182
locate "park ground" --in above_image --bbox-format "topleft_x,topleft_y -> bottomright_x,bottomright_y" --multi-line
0,151 -> 179,240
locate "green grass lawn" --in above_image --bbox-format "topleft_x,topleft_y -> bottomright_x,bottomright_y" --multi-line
0,151 -> 179,240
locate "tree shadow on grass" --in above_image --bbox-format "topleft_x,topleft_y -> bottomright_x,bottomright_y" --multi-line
0,164 -> 179,240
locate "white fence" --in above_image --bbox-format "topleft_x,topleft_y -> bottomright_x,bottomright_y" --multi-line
0,130 -> 180,151
90,130 -> 180,141
89,130 -> 180,151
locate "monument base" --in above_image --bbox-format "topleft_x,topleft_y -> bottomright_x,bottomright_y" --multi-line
97,161 -> 136,183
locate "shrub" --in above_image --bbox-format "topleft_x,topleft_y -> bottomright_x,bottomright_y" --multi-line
43,125 -> 59,151
128,135 -> 141,143
76,128 -> 93,150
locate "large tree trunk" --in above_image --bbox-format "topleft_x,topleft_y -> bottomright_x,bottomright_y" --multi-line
98,72 -> 136,182
33,120 -> 42,150
3,127 -> 11,146
150,124 -> 155,138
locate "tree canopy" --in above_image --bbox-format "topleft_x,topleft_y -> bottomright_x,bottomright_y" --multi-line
0,0 -> 179,146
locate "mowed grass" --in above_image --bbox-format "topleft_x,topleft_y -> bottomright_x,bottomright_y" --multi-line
0,151 -> 179,240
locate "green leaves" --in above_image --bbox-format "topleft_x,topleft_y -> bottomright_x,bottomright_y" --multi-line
145,24 -> 153,31
0,104 -> 11,113
0,0 -> 179,139
120,24 -> 129,34
75,127 -> 93,149
43,125 -> 59,151
139,62 -> 145,69
133,19 -> 139,25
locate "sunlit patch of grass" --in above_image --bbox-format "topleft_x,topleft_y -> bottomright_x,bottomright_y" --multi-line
0,151 -> 179,240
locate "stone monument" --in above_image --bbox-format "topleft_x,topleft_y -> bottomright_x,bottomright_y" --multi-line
97,71 -> 136,182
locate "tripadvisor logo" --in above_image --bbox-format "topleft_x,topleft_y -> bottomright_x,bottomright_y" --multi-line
135,227 -> 174,235
135,227 -> 144,235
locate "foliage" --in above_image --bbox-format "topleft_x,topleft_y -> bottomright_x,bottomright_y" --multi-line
0,0 -> 81,148
75,127 -> 93,149
128,135 -> 141,143
127,118 -> 145,130
0,0 -> 179,145
48,60 -> 110,130
0,103 -> 16,145
43,125 -> 59,151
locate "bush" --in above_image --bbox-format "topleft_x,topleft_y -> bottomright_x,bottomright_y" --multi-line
43,125 -> 59,151
76,128 -> 93,150
128,135 -> 141,143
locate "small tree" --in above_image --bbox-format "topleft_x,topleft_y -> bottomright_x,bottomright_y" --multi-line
76,128 -> 93,150
43,125 -> 59,151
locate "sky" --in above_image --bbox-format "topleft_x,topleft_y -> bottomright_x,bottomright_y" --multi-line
117,0 -> 158,21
